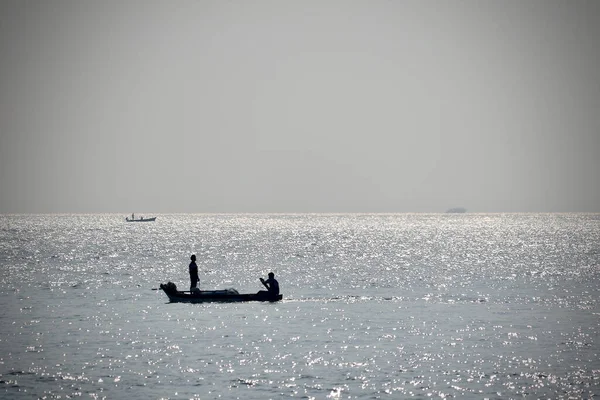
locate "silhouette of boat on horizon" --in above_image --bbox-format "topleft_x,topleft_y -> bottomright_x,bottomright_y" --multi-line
446,207 -> 467,213
125,213 -> 156,222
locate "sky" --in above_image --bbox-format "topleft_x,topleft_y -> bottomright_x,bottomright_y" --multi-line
1,0 -> 599,214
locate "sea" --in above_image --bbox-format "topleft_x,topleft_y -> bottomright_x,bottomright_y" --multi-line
1,213 -> 599,399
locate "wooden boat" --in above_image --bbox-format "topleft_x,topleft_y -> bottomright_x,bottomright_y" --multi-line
159,282 -> 282,303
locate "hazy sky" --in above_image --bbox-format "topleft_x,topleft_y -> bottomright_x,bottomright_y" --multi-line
1,0 -> 599,213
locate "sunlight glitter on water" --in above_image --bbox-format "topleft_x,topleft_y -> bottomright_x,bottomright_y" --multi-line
1,214 -> 600,399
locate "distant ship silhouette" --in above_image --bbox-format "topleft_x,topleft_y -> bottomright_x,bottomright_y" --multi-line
446,207 -> 467,213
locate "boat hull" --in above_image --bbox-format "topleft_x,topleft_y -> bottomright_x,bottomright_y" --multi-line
126,217 -> 156,222
160,284 -> 282,303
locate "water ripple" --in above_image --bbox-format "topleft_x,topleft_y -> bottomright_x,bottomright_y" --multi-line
1,213 -> 599,399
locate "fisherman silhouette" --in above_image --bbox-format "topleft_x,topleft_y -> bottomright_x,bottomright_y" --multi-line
260,272 -> 279,296
189,254 -> 199,291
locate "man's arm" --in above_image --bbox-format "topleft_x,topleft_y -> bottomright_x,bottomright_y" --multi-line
260,278 -> 269,290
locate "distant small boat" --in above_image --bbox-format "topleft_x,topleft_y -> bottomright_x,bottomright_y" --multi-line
446,207 -> 467,213
126,213 -> 156,222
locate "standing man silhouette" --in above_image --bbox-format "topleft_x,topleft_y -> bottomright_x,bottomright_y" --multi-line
189,254 -> 199,291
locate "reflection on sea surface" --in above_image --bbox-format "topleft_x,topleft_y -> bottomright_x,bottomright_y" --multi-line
1,213 -> 599,398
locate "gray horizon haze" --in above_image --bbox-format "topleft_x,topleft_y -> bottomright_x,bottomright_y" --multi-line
1,0 -> 599,213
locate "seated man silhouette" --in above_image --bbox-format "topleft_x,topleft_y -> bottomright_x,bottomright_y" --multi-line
259,272 -> 279,296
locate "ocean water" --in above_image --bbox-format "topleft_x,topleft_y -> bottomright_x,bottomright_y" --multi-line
1,213 -> 599,399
